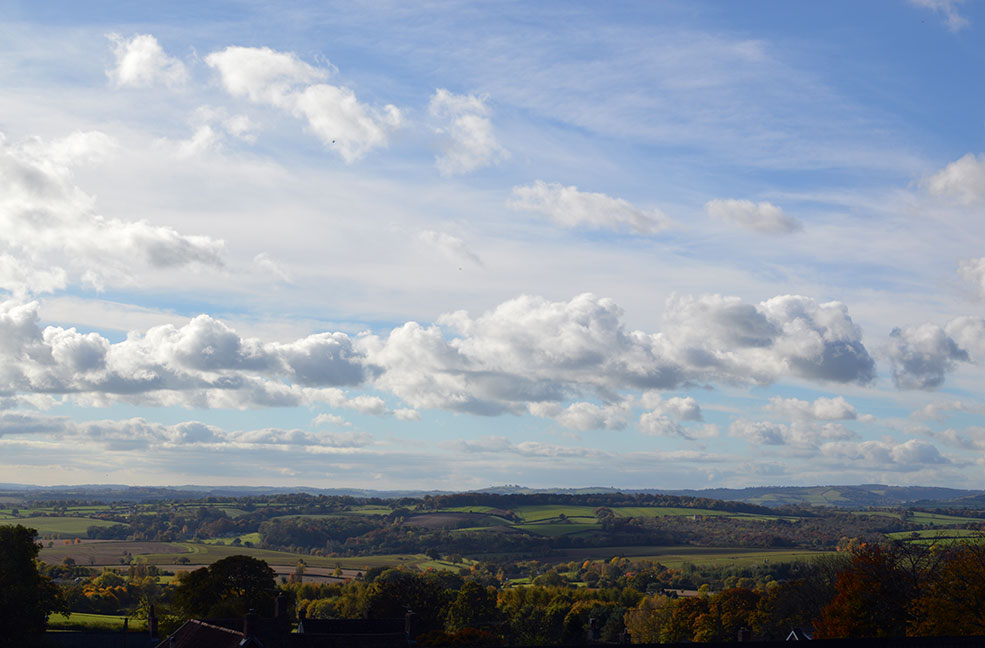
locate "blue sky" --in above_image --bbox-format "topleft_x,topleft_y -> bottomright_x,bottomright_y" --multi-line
1,0 -> 985,490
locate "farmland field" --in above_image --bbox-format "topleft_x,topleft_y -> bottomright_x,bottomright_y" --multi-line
514,522 -> 598,536
47,612 -> 146,631
854,510 -> 984,525
546,545 -> 835,568
38,539 -> 434,571
15,516 -> 128,538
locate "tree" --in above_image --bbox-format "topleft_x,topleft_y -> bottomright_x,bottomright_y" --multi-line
624,594 -> 676,644
446,580 -> 501,632
0,525 -> 67,647
909,542 -> 985,636
174,555 -> 276,618
815,542 -> 939,638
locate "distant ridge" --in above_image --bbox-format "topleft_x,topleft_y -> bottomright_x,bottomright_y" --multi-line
2,482 -> 983,508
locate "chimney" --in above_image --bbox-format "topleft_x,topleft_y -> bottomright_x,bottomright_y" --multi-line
148,604 -> 158,641
405,610 -> 419,641
587,618 -> 600,643
243,609 -> 258,639
274,592 -> 289,632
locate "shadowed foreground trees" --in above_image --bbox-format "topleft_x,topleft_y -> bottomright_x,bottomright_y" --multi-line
0,525 -> 67,647
173,554 -> 276,618
816,541 -> 985,638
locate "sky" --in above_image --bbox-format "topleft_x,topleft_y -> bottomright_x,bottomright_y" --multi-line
1,0 -> 985,491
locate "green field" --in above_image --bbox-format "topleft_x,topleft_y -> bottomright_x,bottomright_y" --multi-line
47,612 -> 145,631
203,532 -> 262,545
514,522 -> 598,536
512,505 -> 599,522
550,545 -> 835,568
854,510 -> 984,525
13,516 -> 128,538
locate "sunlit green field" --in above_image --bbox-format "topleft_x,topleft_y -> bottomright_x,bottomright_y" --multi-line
11,516 -> 128,538
47,612 -> 146,631
854,510 -> 984,525
550,545 -> 836,568
202,532 -> 262,545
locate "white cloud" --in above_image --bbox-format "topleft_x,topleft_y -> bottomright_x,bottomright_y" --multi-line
729,418 -> 856,447
429,89 -> 508,175
912,400 -> 975,421
254,253 -> 293,283
205,46 -> 401,162
661,293 -> 875,385
417,230 -> 483,267
705,199 -> 802,234
361,292 -> 877,418
958,257 -> 985,300
509,181 -> 670,234
393,408 -> 420,421
0,131 -> 224,295
820,438 -> 948,469
639,412 -> 717,440
935,426 -> 985,451
0,302 -> 373,409
313,413 -> 349,427
0,410 -> 372,450
926,153 -> 985,203
887,323 -> 969,389
641,394 -> 704,421
455,435 -> 603,458
910,0 -> 969,32
107,34 -> 187,88
548,401 -> 629,431
766,395 -> 857,420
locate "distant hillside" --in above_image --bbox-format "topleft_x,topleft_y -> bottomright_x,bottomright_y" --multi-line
2,482 -> 982,508
658,485 -> 984,508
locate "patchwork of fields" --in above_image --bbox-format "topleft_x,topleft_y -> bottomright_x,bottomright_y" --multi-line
9,497 -> 984,579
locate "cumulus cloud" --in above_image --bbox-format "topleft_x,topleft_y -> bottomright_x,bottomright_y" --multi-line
820,438 -> 948,469
393,408 -> 420,421
529,401 -> 629,431
729,418 -> 856,447
313,413 -> 349,427
0,302 -> 373,408
429,89 -> 508,175
912,400 -> 975,421
887,323 -> 969,389
934,426 -> 985,451
0,410 -> 372,451
509,181 -> 670,235
662,293 -> 875,385
705,199 -> 802,234
361,292 -> 876,417
417,230 -> 483,267
0,291 -> 881,418
641,393 -> 704,421
169,106 -> 259,157
107,34 -> 187,88
205,46 -> 401,162
910,0 -> 970,32
0,131 -> 224,295
766,395 -> 857,420
926,153 -> 985,203
639,412 -> 717,440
